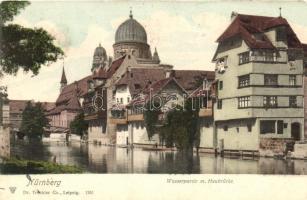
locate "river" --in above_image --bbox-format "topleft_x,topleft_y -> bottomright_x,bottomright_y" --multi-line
8,140 -> 307,174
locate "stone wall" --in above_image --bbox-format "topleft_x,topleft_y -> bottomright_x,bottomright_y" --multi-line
259,138 -> 294,157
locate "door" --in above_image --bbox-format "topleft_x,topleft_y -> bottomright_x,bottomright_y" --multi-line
291,122 -> 301,141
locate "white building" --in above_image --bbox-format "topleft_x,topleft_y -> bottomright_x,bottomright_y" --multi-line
212,13 -> 305,154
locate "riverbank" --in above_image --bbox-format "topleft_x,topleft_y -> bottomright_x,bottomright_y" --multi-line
0,158 -> 83,174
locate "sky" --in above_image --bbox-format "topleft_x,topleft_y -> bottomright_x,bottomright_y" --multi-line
2,0 -> 307,102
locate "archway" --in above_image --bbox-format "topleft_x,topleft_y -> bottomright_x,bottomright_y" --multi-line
291,122 -> 301,141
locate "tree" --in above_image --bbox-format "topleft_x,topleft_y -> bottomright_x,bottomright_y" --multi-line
70,112 -> 88,137
20,102 -> 49,140
160,98 -> 201,150
0,1 -> 64,76
144,101 -> 161,140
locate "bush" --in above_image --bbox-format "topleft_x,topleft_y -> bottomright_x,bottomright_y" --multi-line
0,158 -> 83,174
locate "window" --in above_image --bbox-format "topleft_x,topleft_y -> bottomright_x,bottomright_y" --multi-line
238,75 -> 250,88
217,99 -> 222,109
239,52 -> 250,64
289,75 -> 296,86
264,74 -> 278,86
247,124 -> 252,132
263,96 -> 277,108
277,120 -> 284,134
130,72 -> 133,78
250,50 -> 276,62
127,97 -> 130,103
276,27 -> 287,41
289,96 -> 297,107
219,81 -> 223,90
116,98 -> 119,103
260,120 -> 275,134
223,125 -> 228,131
120,98 -> 123,104
238,96 -> 250,108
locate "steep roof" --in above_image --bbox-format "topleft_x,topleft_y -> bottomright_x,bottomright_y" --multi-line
60,67 -> 67,84
47,75 -> 92,115
217,13 -> 302,49
116,68 -> 166,96
172,70 -> 215,92
92,56 -> 126,79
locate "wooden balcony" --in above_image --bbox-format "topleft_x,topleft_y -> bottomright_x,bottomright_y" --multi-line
84,110 -> 106,121
127,114 -> 144,122
199,108 -> 213,117
109,117 -> 127,125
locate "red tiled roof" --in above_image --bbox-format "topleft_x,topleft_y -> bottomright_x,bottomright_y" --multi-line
217,14 -> 302,49
106,56 -> 126,78
93,68 -> 108,79
47,75 -> 92,115
9,100 -> 55,113
172,70 -> 215,92
116,68 -> 166,96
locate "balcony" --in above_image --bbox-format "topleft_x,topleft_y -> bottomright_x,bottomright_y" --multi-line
199,108 -> 213,117
127,114 -> 144,122
84,110 -> 107,121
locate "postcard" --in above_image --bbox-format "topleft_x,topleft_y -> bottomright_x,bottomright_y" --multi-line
1,0 -> 307,199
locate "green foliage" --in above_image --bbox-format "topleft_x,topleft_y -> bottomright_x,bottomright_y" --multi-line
144,102 -> 161,139
0,1 -> 30,23
0,1 -> 64,75
20,102 -> 49,140
0,158 -> 83,174
160,98 -> 201,150
70,112 -> 88,136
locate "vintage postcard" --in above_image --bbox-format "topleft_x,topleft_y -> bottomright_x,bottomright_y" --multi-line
1,0 -> 307,199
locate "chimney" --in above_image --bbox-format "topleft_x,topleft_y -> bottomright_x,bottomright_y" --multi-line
165,70 -> 175,78
231,11 -> 238,21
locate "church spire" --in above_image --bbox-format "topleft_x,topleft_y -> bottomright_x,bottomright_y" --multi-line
61,66 -> 67,84
153,47 -> 160,64
60,61 -> 67,92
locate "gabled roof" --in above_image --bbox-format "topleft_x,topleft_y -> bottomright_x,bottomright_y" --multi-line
172,70 -> 215,92
189,85 -> 210,98
116,68 -> 166,96
143,77 -> 188,96
217,13 -> 302,49
9,100 -> 55,113
47,75 -> 92,115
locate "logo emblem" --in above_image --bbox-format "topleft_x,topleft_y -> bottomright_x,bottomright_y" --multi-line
9,187 -> 16,194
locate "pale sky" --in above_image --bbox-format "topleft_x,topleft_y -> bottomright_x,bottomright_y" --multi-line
2,1 -> 307,102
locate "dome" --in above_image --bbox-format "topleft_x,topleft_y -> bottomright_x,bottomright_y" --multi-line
94,43 -> 107,57
115,13 -> 147,44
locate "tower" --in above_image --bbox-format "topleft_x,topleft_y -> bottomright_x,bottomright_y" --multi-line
113,10 -> 152,60
60,66 -> 67,92
92,43 -> 109,72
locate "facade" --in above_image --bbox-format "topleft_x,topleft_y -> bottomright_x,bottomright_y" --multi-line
46,68 -> 91,129
83,11 -> 173,144
212,13 -> 305,153
126,77 -> 189,147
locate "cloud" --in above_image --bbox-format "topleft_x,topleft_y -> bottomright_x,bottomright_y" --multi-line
11,17 -> 70,50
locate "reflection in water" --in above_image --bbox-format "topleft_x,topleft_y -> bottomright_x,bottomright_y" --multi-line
9,140 -> 307,174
